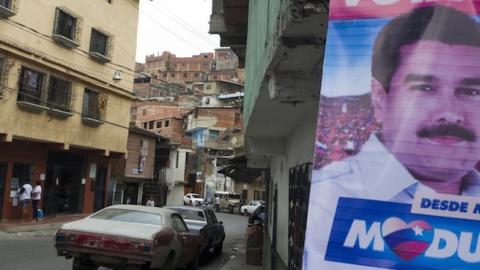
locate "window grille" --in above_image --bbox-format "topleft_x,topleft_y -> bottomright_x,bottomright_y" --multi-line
18,67 -> 45,105
89,28 -> 114,63
82,89 -> 100,119
47,77 -> 72,111
288,163 -> 312,270
52,7 -> 82,47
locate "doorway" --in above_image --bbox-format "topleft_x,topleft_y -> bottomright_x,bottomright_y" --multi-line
0,162 -> 7,219
123,182 -> 139,205
94,166 -> 107,211
45,152 -> 84,216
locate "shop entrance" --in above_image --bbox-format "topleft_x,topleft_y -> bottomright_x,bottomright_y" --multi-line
44,152 -> 84,216
0,162 -> 7,218
123,182 -> 139,205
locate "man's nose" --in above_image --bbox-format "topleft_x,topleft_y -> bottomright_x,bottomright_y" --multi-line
436,100 -> 464,125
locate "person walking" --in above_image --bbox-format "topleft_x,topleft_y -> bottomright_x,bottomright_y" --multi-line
31,181 -> 42,222
18,182 -> 33,222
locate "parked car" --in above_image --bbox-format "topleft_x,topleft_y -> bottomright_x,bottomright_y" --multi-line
240,200 -> 265,216
183,193 -> 204,206
214,191 -> 241,213
54,204 -> 203,270
165,206 -> 225,258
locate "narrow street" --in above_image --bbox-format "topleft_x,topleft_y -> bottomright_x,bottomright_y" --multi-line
0,213 -> 248,270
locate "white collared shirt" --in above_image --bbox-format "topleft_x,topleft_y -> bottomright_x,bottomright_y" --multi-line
303,133 -> 480,269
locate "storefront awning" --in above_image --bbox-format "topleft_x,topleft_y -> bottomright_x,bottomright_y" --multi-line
217,156 -> 262,183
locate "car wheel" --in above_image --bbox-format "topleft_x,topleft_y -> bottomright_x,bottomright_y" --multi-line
213,241 -> 223,257
228,205 -> 233,214
72,257 -> 98,270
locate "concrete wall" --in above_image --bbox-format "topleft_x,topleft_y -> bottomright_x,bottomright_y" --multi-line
165,148 -> 188,205
267,108 -> 317,267
124,132 -> 156,179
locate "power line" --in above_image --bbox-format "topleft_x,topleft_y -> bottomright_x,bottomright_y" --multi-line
128,0 -> 205,52
149,1 -> 218,47
3,17 -> 140,78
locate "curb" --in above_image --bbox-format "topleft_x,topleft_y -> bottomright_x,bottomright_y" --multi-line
2,222 -> 62,233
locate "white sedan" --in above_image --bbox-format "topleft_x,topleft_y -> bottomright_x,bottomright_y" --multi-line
240,200 -> 265,216
183,193 -> 204,206
55,204 -> 203,270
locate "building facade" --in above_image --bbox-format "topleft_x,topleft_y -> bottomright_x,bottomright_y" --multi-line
0,0 -> 139,220
211,0 -> 327,269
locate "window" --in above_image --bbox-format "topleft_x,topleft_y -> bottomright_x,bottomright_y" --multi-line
91,208 -> 162,226
165,120 -> 169,127
206,85 -> 212,90
148,121 -> 154,129
183,73 -> 187,78
12,163 -> 34,188
82,89 -> 100,119
0,0 -> 12,9
0,56 -> 6,97
171,214 -> 188,233
47,77 -> 71,111
163,73 -> 167,78
194,73 -> 199,78
52,8 -> 81,48
143,122 -> 148,129
18,67 -> 45,105
156,121 -> 162,128
89,28 -> 112,62
235,112 -> 241,123
170,73 -> 175,77
210,130 -> 220,140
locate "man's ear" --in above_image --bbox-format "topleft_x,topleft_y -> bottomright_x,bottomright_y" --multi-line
371,78 -> 387,123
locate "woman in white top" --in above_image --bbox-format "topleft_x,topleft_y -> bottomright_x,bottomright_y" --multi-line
31,181 -> 42,222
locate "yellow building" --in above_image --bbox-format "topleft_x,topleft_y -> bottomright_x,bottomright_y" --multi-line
0,0 -> 139,220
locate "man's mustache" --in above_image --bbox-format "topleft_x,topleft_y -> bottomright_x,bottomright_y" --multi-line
417,123 -> 477,142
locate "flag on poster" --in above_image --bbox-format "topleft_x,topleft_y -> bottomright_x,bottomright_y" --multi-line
304,1 -> 480,269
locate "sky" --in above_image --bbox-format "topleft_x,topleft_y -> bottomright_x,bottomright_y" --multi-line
135,0 -> 220,63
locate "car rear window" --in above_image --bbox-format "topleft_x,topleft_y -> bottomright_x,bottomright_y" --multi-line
171,208 -> 205,221
91,208 -> 162,225
191,194 -> 200,198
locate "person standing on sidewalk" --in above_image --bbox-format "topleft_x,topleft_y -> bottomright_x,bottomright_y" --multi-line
18,182 -> 32,221
31,181 -> 42,222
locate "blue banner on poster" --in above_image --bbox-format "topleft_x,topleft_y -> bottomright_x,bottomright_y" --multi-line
325,198 -> 480,270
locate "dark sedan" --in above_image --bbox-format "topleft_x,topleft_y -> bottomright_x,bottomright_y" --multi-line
165,206 -> 225,258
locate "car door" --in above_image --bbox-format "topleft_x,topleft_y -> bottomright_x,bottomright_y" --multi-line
171,214 -> 196,265
203,210 -> 218,246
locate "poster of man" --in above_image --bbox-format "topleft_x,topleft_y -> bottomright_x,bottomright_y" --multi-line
304,1 -> 480,269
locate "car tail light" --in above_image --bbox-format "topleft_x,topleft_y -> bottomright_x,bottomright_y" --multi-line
56,230 -> 76,242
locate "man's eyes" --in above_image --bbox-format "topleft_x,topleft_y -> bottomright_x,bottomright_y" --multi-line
409,84 -> 435,92
456,88 -> 480,97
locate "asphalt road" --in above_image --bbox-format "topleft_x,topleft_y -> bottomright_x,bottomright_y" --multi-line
0,212 -> 248,270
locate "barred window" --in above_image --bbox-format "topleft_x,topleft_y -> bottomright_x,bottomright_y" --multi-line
89,28 -> 113,63
90,29 -> 108,56
47,77 -> 71,111
18,67 -> 45,105
0,0 -> 11,9
82,89 -> 100,119
52,7 -> 81,48
55,9 -> 76,40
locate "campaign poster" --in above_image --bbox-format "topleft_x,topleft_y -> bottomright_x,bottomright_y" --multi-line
304,1 -> 480,269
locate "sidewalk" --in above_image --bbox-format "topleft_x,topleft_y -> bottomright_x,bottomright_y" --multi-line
220,246 -> 263,270
0,213 -> 88,239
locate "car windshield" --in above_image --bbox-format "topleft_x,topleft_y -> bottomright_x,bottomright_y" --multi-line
191,194 -> 201,198
229,195 -> 240,199
90,208 -> 162,226
171,208 -> 205,221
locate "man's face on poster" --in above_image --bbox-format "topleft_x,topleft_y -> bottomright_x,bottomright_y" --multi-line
372,40 -> 480,181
